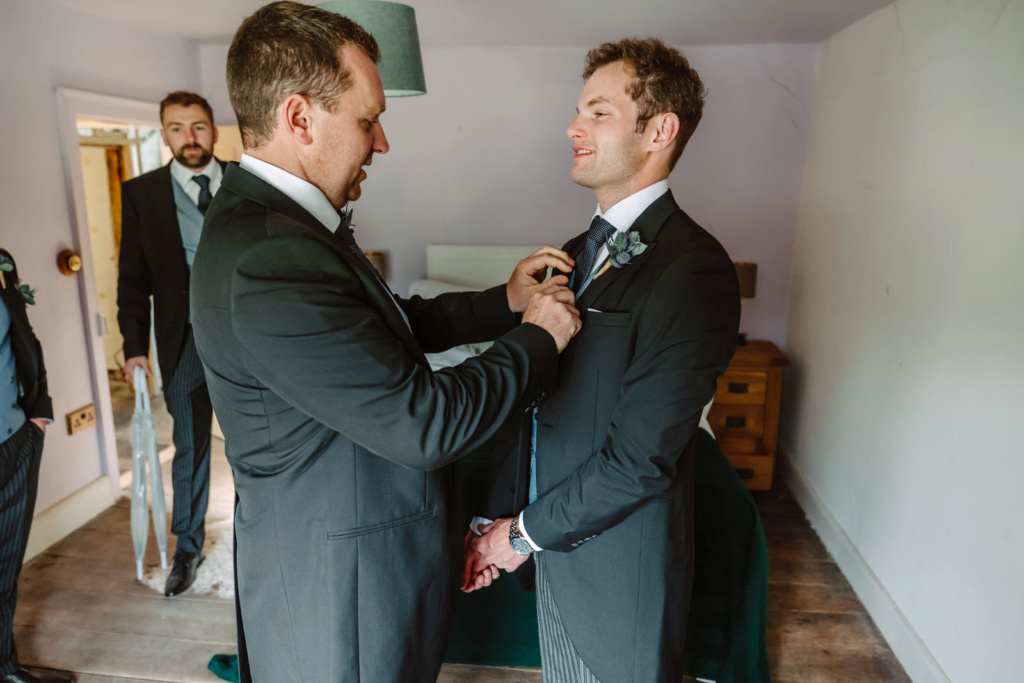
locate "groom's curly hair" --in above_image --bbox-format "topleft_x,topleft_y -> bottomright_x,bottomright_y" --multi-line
584,38 -> 706,170
227,1 -> 380,149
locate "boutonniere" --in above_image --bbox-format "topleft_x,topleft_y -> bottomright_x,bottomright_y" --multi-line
593,230 -> 649,280
0,254 -> 36,305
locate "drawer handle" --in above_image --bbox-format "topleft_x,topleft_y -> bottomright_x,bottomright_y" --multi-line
728,382 -> 749,394
726,415 -> 747,428
734,468 -> 754,480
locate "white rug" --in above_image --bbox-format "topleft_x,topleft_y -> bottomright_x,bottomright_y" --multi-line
141,518 -> 236,599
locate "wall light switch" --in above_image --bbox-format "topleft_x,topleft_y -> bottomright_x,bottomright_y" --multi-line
66,404 -> 97,436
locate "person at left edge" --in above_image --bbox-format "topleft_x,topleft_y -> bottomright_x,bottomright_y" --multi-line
0,250 -> 73,683
116,91 -> 226,597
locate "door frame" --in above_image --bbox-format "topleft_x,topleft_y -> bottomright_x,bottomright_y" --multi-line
54,88 -> 162,498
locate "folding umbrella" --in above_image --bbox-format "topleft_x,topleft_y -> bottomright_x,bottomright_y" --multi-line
130,366 -> 169,580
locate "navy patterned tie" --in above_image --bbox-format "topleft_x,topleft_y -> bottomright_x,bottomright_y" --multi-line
572,216 -> 617,296
334,210 -> 383,280
191,175 -> 212,215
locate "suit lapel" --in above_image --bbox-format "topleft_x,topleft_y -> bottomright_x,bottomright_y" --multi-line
219,164 -> 423,360
0,271 -> 39,399
577,190 -> 678,311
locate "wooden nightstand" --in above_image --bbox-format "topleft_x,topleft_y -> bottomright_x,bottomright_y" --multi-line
707,340 -> 789,490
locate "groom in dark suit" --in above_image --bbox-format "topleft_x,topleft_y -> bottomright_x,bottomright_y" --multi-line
117,91 -> 227,597
189,3 -> 580,682
465,38 -> 741,682
0,250 -> 71,683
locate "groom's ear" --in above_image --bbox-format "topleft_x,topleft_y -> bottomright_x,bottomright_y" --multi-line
646,112 -> 680,154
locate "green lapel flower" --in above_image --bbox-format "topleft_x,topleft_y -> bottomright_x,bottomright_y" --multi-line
594,230 -> 649,280
0,254 -> 36,305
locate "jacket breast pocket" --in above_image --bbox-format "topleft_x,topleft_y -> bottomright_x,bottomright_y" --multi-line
585,311 -> 631,328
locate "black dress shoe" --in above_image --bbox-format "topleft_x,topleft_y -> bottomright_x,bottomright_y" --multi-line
0,665 -> 74,683
164,551 -> 204,597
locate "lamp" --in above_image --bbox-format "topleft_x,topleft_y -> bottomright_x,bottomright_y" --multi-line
363,251 -> 387,279
317,1 -> 427,97
734,262 -> 757,346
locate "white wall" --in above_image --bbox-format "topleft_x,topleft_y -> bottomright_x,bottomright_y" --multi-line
200,42 -> 817,347
782,0 -> 1024,680
0,0 -> 199,512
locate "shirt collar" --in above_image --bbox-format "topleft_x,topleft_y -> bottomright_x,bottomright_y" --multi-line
170,157 -> 221,190
239,154 -> 341,232
593,179 -> 670,233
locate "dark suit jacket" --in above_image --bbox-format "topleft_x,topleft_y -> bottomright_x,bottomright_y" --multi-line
0,249 -> 52,423
117,160 -> 226,383
482,191 -> 740,683
189,163 -> 559,682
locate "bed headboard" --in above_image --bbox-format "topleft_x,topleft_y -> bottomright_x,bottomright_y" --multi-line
426,244 -> 541,289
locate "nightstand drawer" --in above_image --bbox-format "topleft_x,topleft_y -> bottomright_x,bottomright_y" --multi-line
714,371 -> 767,405
718,436 -> 762,454
724,453 -> 774,490
707,404 -> 765,439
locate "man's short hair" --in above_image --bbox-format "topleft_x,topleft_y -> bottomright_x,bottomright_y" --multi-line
159,91 -> 215,126
583,38 -> 705,170
227,0 -> 381,148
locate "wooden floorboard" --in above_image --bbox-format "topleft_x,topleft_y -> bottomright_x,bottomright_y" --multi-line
753,487 -> 910,682
13,428 -> 908,681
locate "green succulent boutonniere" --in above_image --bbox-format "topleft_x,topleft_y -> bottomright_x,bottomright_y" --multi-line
0,254 -> 36,305
594,230 -> 649,280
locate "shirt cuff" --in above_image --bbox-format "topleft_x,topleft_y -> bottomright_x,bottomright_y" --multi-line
517,510 -> 542,552
469,516 -> 493,536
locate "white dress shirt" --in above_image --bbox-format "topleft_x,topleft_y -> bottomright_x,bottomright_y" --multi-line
583,179 -> 669,281
170,157 -> 223,206
239,154 -> 341,231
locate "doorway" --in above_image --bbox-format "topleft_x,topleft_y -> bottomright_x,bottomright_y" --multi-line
76,121 -> 175,482
57,89 -> 242,488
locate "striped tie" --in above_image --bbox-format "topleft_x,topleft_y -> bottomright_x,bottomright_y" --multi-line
572,216 -> 617,296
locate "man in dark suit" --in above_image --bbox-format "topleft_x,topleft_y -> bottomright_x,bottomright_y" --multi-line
465,38 -> 741,682
117,91 -> 226,597
189,3 -> 580,681
0,250 -> 72,683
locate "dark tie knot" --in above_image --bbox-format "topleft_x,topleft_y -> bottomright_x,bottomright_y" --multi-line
572,216 -> 619,296
192,175 -> 212,215
587,215 -> 617,246
338,208 -> 354,232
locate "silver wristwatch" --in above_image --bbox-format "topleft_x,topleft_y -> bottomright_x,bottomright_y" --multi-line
509,517 -> 534,555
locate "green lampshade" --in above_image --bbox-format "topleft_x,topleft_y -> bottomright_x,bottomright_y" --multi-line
317,1 -> 427,97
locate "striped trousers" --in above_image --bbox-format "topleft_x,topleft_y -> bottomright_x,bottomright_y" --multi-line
0,420 -> 43,674
536,553 -> 604,683
164,327 -> 213,556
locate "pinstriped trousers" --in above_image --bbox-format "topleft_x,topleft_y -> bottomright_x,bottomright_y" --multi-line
0,420 -> 43,674
164,327 -> 212,556
535,553 -> 604,683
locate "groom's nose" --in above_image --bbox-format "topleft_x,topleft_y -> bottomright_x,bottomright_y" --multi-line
567,116 -> 586,140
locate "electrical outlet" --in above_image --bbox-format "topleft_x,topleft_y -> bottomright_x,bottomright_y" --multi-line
66,404 -> 97,436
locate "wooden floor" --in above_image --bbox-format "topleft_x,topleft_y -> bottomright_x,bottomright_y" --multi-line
13,436 -> 907,682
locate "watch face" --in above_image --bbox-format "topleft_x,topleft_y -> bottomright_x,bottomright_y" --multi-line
509,520 -> 533,555
510,536 -> 533,555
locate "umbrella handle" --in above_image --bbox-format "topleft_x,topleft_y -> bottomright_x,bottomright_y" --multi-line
134,366 -> 152,414
134,366 -> 145,412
